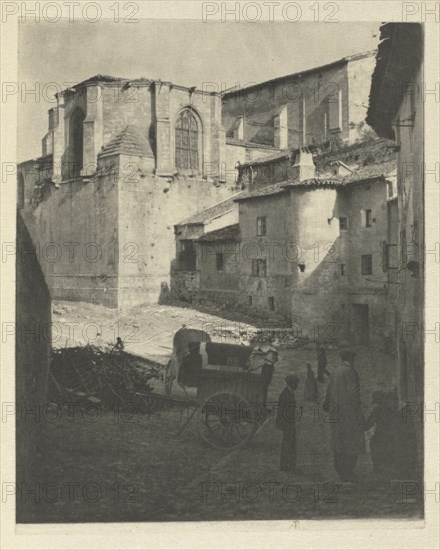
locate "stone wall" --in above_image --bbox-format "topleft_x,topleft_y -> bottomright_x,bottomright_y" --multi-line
16,210 -> 52,491
27,170 -> 120,307
198,239 -> 240,292
238,193 -> 292,320
395,64 -> 424,406
117,159 -> 232,307
170,270 -> 200,302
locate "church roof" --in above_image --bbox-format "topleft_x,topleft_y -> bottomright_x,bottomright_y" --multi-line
223,50 -> 376,97
98,126 -> 154,159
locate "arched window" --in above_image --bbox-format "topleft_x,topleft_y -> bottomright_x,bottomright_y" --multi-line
175,109 -> 199,170
70,108 -> 85,178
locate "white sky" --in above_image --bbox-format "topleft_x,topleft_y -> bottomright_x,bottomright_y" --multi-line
18,20 -> 381,162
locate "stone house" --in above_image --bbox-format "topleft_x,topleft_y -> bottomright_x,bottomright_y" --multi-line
172,140 -> 398,346
367,23 -> 424,406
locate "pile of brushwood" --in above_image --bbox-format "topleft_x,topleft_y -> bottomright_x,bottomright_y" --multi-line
48,345 -> 164,414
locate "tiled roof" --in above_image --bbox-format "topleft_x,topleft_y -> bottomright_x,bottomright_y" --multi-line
98,126 -> 154,158
197,224 -> 240,243
226,139 -> 281,150
176,194 -> 242,226
238,150 -> 293,167
235,170 -> 392,202
234,182 -> 289,201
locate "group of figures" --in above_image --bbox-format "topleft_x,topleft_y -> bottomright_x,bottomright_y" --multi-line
276,345 -> 418,482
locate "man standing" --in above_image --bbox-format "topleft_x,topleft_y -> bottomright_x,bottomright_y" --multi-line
317,344 -> 330,382
323,348 -> 365,482
276,374 -> 300,472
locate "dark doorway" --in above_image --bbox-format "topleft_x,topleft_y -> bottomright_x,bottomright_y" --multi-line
352,303 -> 369,344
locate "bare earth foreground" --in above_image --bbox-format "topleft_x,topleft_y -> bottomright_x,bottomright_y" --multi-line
18,301 -> 423,522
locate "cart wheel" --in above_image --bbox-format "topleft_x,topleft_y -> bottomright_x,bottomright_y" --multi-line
199,391 -> 259,450
164,360 -> 174,395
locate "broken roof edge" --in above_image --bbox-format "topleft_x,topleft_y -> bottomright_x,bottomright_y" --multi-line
56,75 -> 222,98
223,50 -> 377,97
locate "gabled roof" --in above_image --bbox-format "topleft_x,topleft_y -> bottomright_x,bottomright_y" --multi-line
176,194 -> 242,226
98,126 -> 154,158
197,224 -> 240,243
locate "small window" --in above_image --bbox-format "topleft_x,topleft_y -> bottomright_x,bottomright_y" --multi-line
256,216 -> 267,236
251,258 -> 267,277
248,296 -> 253,306
216,253 -> 224,271
268,297 -> 275,311
298,263 -> 306,273
340,264 -> 346,276
339,217 -> 348,230
361,254 -> 373,275
365,209 -> 372,228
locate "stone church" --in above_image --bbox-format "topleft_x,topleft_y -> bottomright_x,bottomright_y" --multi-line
18,50 -> 377,308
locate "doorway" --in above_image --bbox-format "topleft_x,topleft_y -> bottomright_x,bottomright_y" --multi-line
352,304 -> 369,345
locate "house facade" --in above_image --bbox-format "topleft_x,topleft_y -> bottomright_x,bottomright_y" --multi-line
172,140 -> 398,347
367,23 -> 424,407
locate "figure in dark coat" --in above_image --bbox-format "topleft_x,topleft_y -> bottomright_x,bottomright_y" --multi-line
365,390 -> 395,474
323,348 -> 365,481
365,389 -> 418,478
317,344 -> 330,382
276,374 -> 300,472
178,342 -> 202,387
303,363 -> 318,402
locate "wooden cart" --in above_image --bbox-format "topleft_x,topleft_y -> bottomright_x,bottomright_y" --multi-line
168,331 -> 277,449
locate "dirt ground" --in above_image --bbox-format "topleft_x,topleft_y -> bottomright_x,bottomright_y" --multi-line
17,301 -> 423,523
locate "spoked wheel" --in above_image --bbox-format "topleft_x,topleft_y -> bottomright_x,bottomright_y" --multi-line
199,391 -> 260,450
164,360 -> 174,395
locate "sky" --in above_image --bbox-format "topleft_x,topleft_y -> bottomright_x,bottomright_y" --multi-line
17,20 -> 381,162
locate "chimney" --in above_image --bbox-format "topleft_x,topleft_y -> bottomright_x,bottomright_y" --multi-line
291,147 -> 316,181
274,105 -> 288,149
233,117 -> 244,141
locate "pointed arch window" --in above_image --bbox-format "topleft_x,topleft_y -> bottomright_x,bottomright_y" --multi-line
175,109 -> 199,170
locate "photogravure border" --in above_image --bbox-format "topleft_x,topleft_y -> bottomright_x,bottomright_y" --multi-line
1,1 -> 439,549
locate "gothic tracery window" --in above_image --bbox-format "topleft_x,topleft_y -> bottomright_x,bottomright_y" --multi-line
175,109 -> 199,170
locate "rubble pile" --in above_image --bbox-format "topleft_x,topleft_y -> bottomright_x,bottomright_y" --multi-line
49,345 -> 163,412
207,325 -> 306,349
